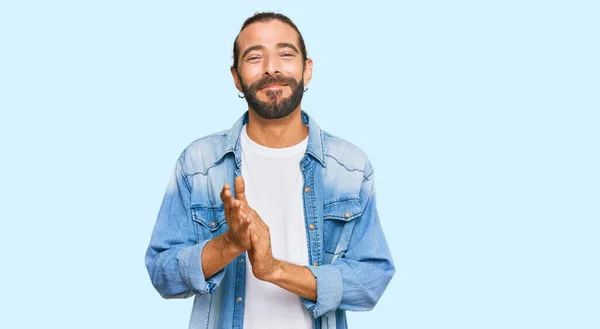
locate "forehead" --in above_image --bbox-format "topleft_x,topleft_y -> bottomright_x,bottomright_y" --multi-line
237,20 -> 300,52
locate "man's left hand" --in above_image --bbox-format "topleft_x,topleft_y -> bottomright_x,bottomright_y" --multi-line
246,208 -> 280,282
240,200 -> 317,301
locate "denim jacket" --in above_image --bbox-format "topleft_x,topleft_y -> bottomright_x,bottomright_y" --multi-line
145,110 -> 395,329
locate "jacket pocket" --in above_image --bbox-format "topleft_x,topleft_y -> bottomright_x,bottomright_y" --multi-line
322,198 -> 362,254
191,205 -> 227,240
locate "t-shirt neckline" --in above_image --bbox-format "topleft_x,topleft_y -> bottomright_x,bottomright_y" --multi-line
240,124 -> 308,158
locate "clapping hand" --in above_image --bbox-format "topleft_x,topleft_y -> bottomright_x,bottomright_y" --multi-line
220,176 -> 252,252
221,176 -> 278,281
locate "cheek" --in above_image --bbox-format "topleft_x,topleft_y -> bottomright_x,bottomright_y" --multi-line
283,62 -> 303,79
239,66 -> 263,86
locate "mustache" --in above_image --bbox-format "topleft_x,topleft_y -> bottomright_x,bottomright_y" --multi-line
250,74 -> 299,90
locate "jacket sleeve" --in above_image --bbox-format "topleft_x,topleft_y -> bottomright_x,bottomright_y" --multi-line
145,157 -> 225,299
301,163 -> 395,318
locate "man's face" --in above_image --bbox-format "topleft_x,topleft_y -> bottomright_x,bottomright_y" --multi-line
232,20 -> 312,119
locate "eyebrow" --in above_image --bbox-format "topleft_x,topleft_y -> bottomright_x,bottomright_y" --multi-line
241,43 -> 300,60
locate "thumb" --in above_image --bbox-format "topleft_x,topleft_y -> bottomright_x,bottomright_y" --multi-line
249,226 -> 260,248
234,176 -> 248,204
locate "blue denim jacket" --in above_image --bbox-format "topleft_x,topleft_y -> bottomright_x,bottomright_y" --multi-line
145,111 -> 395,329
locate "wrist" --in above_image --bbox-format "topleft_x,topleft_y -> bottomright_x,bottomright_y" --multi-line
264,259 -> 284,283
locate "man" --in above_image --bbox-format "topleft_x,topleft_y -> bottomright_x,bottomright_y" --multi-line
145,12 -> 395,329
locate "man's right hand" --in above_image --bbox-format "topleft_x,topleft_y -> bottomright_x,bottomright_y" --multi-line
220,176 -> 252,252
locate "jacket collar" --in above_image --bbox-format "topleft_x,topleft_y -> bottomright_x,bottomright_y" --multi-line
218,110 -> 326,167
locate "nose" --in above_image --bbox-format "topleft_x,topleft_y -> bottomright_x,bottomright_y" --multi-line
263,54 -> 280,76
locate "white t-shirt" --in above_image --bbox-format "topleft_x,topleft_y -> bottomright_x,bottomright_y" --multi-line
240,124 -> 313,329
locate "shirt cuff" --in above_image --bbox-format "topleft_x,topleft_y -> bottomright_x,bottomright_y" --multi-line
178,240 -> 225,295
300,264 -> 343,318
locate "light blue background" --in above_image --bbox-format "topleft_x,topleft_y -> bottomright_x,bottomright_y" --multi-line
1,1 -> 598,328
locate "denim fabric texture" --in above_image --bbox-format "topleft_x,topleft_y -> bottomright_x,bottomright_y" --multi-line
145,110 -> 395,329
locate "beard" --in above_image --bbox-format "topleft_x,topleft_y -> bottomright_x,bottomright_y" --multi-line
239,72 -> 305,120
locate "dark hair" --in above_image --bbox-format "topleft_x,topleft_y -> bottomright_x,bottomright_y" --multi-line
232,12 -> 308,71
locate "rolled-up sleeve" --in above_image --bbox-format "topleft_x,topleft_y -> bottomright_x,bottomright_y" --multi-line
145,156 -> 225,299
302,163 -> 395,318
178,240 -> 226,295
300,264 -> 343,317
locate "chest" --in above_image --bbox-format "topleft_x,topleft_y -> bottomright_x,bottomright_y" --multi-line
187,155 -> 365,262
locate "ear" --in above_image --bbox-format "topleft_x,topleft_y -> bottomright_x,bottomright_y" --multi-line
230,66 -> 243,92
303,58 -> 313,86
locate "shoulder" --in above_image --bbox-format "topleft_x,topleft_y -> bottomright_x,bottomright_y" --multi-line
177,130 -> 229,176
321,130 -> 373,178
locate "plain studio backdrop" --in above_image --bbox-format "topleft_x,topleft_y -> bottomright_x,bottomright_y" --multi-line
0,1 -> 598,328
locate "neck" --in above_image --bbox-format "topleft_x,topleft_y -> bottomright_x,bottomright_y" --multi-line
245,107 -> 308,148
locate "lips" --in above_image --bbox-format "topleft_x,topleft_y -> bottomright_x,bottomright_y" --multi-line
260,84 -> 287,90
249,75 -> 297,93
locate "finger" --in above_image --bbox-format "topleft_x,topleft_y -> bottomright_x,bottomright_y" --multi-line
239,208 -> 248,223
238,201 -> 253,221
220,184 -> 230,198
250,209 -> 266,227
234,176 -> 248,204
220,184 -> 233,214
231,199 -> 242,220
250,216 -> 269,239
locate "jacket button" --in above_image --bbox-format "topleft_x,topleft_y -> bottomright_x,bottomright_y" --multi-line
344,212 -> 350,218
313,262 -> 319,266
309,224 -> 315,230
239,258 -> 244,263
210,221 -> 215,227
237,297 -> 243,302
304,187 -> 311,193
